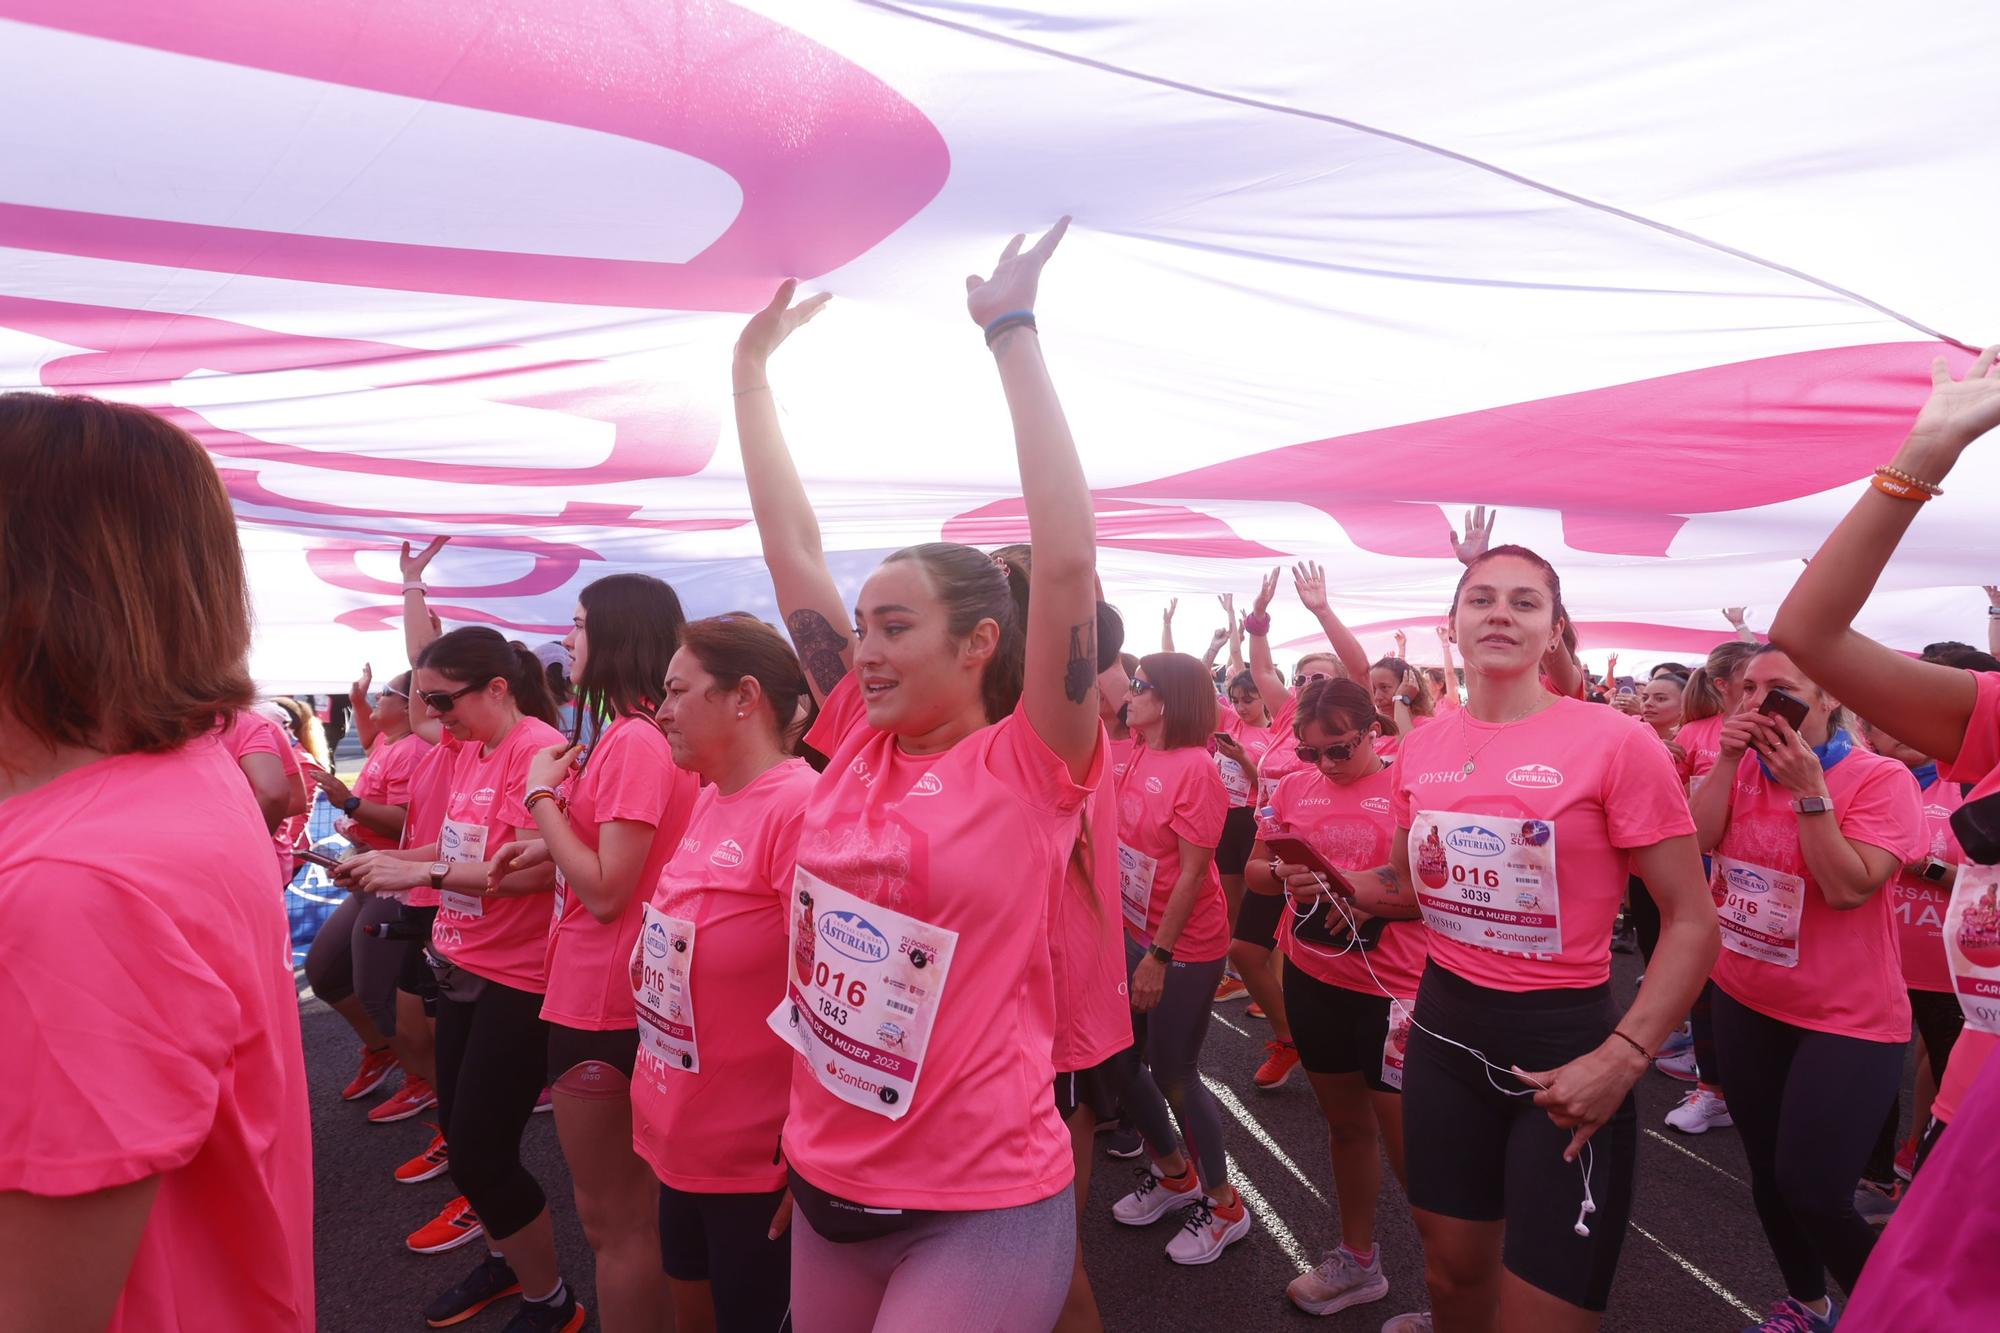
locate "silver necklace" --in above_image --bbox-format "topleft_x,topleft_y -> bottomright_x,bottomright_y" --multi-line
1459,699 -> 1552,774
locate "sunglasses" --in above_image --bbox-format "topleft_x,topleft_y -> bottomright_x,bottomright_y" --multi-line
1294,670 -> 1332,686
418,682 -> 483,713
1295,735 -> 1367,764
1129,677 -> 1159,695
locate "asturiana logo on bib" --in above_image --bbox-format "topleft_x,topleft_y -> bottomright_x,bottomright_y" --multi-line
820,911 -> 890,963
644,920 -> 670,958
1724,865 -> 1771,896
1445,825 -> 1506,857
1505,764 -> 1563,789
710,839 -> 745,868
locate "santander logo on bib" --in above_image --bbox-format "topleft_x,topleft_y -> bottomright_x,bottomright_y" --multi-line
710,839 -> 745,868
1505,764 -> 1564,789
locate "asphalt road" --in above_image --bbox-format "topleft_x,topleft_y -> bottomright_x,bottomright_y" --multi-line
306,953 -> 1883,1331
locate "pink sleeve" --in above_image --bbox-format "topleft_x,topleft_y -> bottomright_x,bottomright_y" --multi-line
1168,755 -> 1228,848
588,724 -> 675,827
380,739 -> 424,806
1602,724 -> 1697,848
1944,671 -> 2000,785
803,672 -> 866,758
1390,761 -> 1414,827
762,798 -> 808,909
1838,761 -> 1929,864
987,705 -> 1102,818
490,742 -> 538,836
0,870 -> 236,1196
224,713 -> 283,761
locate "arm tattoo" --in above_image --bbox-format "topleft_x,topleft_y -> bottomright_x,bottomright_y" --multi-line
1065,619 -> 1098,705
1373,866 -> 1402,899
786,610 -> 852,696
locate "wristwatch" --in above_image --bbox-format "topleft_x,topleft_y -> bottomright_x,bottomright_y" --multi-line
340,795 -> 362,815
1147,943 -> 1175,965
429,861 -> 451,892
1393,694 -> 1412,706
1792,795 -> 1834,815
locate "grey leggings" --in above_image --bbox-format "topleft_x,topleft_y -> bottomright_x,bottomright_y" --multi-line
351,893 -> 414,1034
1120,936 -> 1230,1192
790,1185 -> 1074,1333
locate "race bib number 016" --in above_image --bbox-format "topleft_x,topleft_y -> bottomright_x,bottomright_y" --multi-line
1410,811 -> 1560,957
1711,855 -> 1805,969
634,905 -> 700,1072
767,865 -> 959,1120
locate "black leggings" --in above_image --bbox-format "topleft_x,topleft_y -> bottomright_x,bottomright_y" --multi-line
1628,876 -> 1662,964
304,892 -> 360,1007
1863,989 -> 1964,1183
1711,990 -> 1903,1302
434,977 -> 554,1240
658,1184 -> 792,1331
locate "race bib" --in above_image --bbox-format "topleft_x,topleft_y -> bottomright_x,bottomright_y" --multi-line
1945,862 -> 2000,1034
1117,841 -> 1159,934
551,868 -> 569,929
438,818 -> 489,918
1258,775 -> 1281,809
1217,755 -> 1253,807
634,905 -> 700,1071
1711,855 -> 1805,969
1381,1001 -> 1413,1091
1410,811 -> 1561,957
767,865 -> 959,1120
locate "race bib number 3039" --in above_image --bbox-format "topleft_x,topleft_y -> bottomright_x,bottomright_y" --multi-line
766,866 -> 960,1120
1410,810 -> 1561,957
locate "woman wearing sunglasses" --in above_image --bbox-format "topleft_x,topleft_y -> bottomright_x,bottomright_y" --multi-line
733,223 -> 1100,1331
1108,651 -> 1243,1262
1248,678 -> 1426,1317
341,627 -> 585,1333
1241,561 -> 1372,813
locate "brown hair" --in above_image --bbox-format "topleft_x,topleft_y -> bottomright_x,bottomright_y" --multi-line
0,393 -> 252,758
1450,544 -> 1570,645
574,573 -> 685,741
1371,656 -> 1434,715
1294,677 -> 1396,740
1681,640 -> 1758,723
883,542 -> 1031,724
417,627 -> 562,728
677,615 -> 815,752
1137,651 -> 1218,750
272,697 -> 330,769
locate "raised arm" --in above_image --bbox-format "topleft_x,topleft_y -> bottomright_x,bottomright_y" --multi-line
1291,560 -> 1371,682
1222,594 -> 1245,678
1768,349 -> 1999,763
1161,598 -> 1177,654
348,664 -> 380,751
1723,609 -> 1759,645
400,537 -> 448,665
1435,624 -> 1462,704
1244,567 -> 1290,709
970,219 -> 1100,776
734,280 -> 853,706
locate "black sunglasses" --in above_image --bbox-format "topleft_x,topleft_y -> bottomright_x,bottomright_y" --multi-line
419,682 -> 483,713
1295,735 -> 1367,764
1129,677 -> 1159,695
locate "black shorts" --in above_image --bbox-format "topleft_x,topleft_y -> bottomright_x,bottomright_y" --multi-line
659,1183 -> 792,1332
398,906 -> 440,1012
1053,1046 -> 1138,1121
1283,965 -> 1401,1092
1232,887 -> 1285,950
1215,804 -> 1258,875
1401,961 -> 1635,1313
546,1023 -> 639,1085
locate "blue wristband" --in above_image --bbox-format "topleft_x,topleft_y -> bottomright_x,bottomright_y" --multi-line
982,309 -> 1035,337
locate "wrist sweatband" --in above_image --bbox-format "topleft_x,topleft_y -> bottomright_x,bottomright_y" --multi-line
1241,611 -> 1272,636
983,310 -> 1037,346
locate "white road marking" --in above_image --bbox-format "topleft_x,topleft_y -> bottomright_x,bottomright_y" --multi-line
1228,1162 -> 1315,1275
1643,1128 -> 1748,1188
1203,1074 -> 1329,1207
1211,1012 -> 1254,1039
1629,1222 -> 1758,1319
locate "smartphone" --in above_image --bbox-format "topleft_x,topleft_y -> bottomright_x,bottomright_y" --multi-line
1212,732 -> 1232,745
1759,688 -> 1810,732
1920,858 -> 1951,884
296,848 -> 344,871
1615,676 -> 1636,696
1263,832 -> 1356,900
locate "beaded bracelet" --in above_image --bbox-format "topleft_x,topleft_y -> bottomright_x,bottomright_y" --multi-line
1870,471 -> 1935,503
525,787 -> 562,813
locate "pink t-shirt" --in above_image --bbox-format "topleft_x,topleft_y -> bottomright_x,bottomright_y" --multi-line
344,731 -> 430,852
633,758 -> 814,1193
1217,705 -> 1280,809
1892,778 -> 1963,995
218,711 -> 301,881
542,716 -> 699,1030
1373,713 -> 1433,759
1256,691 -> 1305,806
1927,670 -> 2000,1122
1710,743 -> 1926,1042
1391,698 -> 1695,992
431,717 -> 569,991
1052,733 -> 1136,1072
1675,714 -> 1726,792
401,735 -> 459,907
1117,742 -> 1229,962
1268,764 -> 1427,997
786,674 -> 1096,1210
273,748 -> 316,881
0,741 -> 314,1331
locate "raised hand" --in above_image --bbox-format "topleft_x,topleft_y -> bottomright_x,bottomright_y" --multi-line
1219,592 -> 1237,635
400,536 -> 449,583
1723,607 -> 1748,628
1909,346 -> 2000,455
1448,506 -> 1497,566
736,279 -> 832,369
351,664 -> 373,700
1985,586 -> 2000,607
1164,598 -> 1177,627
1393,628 -> 1408,660
966,217 -> 1069,329
1290,561 -> 1328,615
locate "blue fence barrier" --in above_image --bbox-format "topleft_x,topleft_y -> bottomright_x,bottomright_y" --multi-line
285,793 -> 354,966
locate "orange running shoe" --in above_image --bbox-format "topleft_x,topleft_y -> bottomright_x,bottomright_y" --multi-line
341,1045 -> 399,1101
407,1195 -> 484,1255
1254,1040 -> 1301,1090
1213,975 -> 1248,1002
370,1076 -> 439,1124
395,1128 -> 451,1184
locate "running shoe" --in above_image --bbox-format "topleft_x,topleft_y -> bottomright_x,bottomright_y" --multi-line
407,1195 -> 485,1255
1653,1048 -> 1699,1081
1254,1040 -> 1301,1090
1112,1162 -> 1202,1225
1288,1246 -> 1390,1315
342,1045 -> 400,1101
1381,1316 -> 1434,1333
1741,1297 -> 1839,1332
423,1252 -> 519,1327
1854,1178 -> 1901,1226
1165,1195 -> 1252,1264
395,1128 -> 451,1184
501,1289 -> 587,1333
1610,913 -> 1637,954
1246,1001 -> 1267,1020
1104,1126 -> 1146,1160
370,1076 -> 438,1124
1893,1134 -> 1918,1182
533,1086 -> 554,1114
1214,975 -> 1249,1002
1664,1087 -> 1734,1134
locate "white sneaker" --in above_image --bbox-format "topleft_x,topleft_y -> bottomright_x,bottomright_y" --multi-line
1111,1162 -> 1202,1225
1165,1196 -> 1252,1265
1664,1086 -> 1733,1134
1288,1246 -> 1390,1315
1653,1047 -> 1699,1080
1381,1314 -> 1433,1333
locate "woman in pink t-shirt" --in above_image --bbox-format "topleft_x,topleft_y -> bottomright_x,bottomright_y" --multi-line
635,614 -> 817,1333
486,574 -> 696,1333
1383,545 -> 1715,1330
732,224 -> 1103,1332
339,627 -> 584,1333
1762,346 -> 2000,1332
1691,648 -> 1925,1322
0,392 -> 313,1331
1108,651 -> 1243,1262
